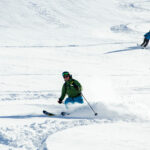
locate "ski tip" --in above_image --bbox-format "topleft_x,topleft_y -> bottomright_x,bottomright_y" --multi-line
43,110 -> 55,116
43,110 -> 46,113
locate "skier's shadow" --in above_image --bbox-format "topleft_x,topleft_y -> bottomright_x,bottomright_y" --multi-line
0,115 -> 94,120
104,46 -> 142,54
0,114 -> 47,119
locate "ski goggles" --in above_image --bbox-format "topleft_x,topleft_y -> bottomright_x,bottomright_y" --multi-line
63,75 -> 69,78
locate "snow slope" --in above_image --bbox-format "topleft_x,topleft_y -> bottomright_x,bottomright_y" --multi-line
0,0 -> 150,149
47,123 -> 150,150
0,0 -> 149,46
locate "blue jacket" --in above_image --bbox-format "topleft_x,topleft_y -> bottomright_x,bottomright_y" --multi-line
144,32 -> 150,39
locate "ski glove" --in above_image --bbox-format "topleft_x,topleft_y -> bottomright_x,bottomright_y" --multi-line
58,98 -> 63,104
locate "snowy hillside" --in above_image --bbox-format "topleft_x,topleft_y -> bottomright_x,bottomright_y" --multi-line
0,0 -> 150,149
0,0 -> 149,46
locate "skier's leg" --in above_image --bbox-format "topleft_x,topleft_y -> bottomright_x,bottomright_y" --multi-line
143,39 -> 149,47
64,97 -> 74,109
73,96 -> 84,104
64,96 -> 83,108
141,38 -> 146,46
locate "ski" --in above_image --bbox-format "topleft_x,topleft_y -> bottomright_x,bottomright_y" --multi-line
137,44 -> 145,49
43,110 -> 70,117
61,111 -> 70,116
43,110 -> 56,116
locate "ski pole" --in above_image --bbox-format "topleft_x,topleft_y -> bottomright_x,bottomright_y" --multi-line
82,93 -> 98,116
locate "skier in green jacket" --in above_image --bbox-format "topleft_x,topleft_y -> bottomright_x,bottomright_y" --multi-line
58,71 -> 84,108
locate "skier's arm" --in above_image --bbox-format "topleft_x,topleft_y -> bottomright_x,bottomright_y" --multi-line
59,84 -> 66,101
73,80 -> 82,93
144,32 -> 150,37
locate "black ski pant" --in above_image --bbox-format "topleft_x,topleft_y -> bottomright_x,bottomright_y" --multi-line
141,38 -> 149,47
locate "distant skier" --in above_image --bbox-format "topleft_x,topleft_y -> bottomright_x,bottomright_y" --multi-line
58,71 -> 84,108
141,30 -> 150,48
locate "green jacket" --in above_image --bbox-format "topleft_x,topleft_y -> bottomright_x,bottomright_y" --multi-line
59,78 -> 82,100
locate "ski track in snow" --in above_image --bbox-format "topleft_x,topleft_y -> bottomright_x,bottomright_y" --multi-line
0,90 -> 56,101
0,99 -> 149,149
0,118 -> 106,150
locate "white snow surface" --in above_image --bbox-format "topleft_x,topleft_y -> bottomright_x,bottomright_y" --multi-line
0,0 -> 150,150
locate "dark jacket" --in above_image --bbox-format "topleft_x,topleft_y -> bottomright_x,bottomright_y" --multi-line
59,79 -> 82,100
144,32 -> 150,40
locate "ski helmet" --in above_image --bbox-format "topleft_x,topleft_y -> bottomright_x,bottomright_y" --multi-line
62,71 -> 70,77
62,71 -> 72,78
